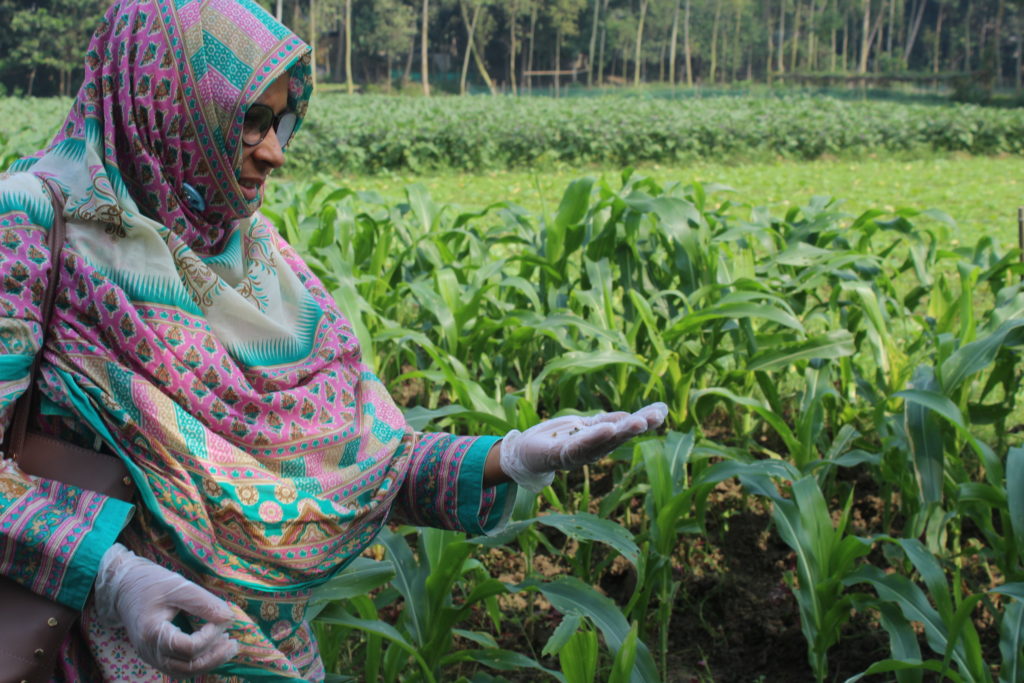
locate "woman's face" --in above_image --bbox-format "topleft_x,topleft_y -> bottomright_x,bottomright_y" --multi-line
238,73 -> 289,205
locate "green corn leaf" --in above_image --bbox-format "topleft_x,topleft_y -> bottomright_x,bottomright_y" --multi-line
559,625 -> 599,683
998,599 -> 1024,683
404,183 -> 441,233
898,538 -> 955,625
543,614 -> 582,657
534,350 -> 647,385
521,576 -> 660,683
670,301 -> 805,335
451,629 -> 498,649
441,648 -> 565,680
845,564 -> 969,673
992,583 -> 1024,602
537,512 -> 640,569
1007,448 -> 1024,560
691,387 -> 802,458
608,623 -> 640,683
307,557 -> 395,620
874,601 -> 924,683
898,368 -> 947,504
940,318 -> 1024,394
939,593 -> 989,682
314,605 -> 436,683
402,404 -> 471,431
377,528 -> 428,645
842,659 -> 965,683
746,330 -> 855,371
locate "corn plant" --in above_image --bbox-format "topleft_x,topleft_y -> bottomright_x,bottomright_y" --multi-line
314,526 -> 563,681
844,540 -> 1024,682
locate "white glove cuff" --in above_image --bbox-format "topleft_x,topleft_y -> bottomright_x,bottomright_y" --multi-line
499,430 -> 555,493
94,542 -> 133,627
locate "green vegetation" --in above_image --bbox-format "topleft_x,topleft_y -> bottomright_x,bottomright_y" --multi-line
264,171 -> 1024,680
288,94 -> 1024,173
5,0 -> 1023,105
323,155 -> 1024,246
8,94 -> 1024,176
7,91 -> 1024,679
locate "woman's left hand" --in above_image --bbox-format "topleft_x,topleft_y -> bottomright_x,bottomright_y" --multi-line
498,402 -> 668,491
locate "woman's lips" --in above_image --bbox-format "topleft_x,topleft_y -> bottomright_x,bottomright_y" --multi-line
239,178 -> 263,201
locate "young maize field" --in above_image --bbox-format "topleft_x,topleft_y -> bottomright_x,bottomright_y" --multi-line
261,173 -> 1024,682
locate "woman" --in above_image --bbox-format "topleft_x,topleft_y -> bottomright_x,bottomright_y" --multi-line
0,0 -> 666,680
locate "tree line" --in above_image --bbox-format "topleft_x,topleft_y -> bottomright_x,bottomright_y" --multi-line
1,0 -> 1018,98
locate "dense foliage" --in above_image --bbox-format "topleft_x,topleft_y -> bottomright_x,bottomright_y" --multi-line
287,94 -> 1024,172
3,0 -> 1021,99
263,173 -> 1024,681
6,94 -> 1024,176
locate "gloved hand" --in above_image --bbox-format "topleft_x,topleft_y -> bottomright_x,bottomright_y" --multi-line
94,543 -> 239,676
499,402 -> 668,492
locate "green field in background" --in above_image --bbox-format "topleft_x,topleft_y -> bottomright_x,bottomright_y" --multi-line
296,154 -> 1023,248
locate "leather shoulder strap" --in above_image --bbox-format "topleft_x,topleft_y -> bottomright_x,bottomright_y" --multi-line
5,177 -> 66,461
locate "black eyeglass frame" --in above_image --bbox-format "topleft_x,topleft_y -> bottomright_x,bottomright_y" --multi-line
241,103 -> 297,149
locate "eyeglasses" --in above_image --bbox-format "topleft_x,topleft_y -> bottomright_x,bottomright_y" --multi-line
242,103 -> 297,148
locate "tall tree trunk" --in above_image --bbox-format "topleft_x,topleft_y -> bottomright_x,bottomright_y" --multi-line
932,2 -> 944,73
806,0 -> 817,71
902,0 -> 925,65
526,5 -> 536,92
858,0 -> 870,73
1016,23 -> 1022,90
731,1 -> 742,81
333,11 -> 343,84
597,0 -> 610,86
459,1 -> 480,95
555,29 -> 562,96
767,2 -> 775,80
778,0 -> 786,74
509,0 -> 518,95
790,0 -> 801,72
275,0 -> 283,22
634,0 -> 649,86
683,0 -> 693,85
669,0 -> 681,85
27,66 -> 36,97
309,0 -> 317,87
886,0 -> 895,58
403,39 -> 415,87
965,0 -> 972,71
872,2 -> 885,71
421,0 -> 430,96
344,0 -> 353,93
842,8 -> 849,71
466,6 -> 497,94
710,0 -> 721,82
830,0 -> 838,72
587,0 -> 600,86
995,0 -> 1006,85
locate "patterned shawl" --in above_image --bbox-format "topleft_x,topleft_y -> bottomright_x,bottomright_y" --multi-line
10,0 -> 417,677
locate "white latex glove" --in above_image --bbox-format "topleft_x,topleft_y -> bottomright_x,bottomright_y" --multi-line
499,402 -> 668,492
94,543 -> 239,676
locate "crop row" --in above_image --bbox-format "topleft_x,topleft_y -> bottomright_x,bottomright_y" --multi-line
4,94 -> 1024,174
266,174 -> 1024,681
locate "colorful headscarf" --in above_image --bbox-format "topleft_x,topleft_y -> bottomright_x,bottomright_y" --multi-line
11,0 -> 417,678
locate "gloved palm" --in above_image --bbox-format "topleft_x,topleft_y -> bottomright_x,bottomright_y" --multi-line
94,543 -> 238,676
500,402 -> 668,491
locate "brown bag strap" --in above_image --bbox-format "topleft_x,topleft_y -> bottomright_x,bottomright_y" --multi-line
6,177 -> 66,462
